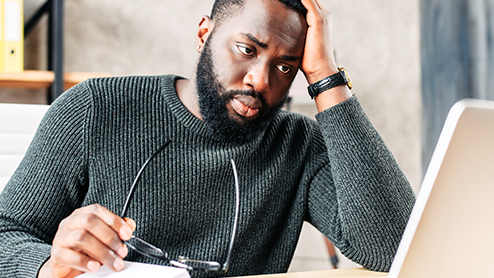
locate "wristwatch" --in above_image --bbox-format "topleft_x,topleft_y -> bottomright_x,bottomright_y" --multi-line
307,67 -> 352,99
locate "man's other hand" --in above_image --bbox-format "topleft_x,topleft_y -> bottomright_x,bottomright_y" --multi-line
38,204 -> 136,278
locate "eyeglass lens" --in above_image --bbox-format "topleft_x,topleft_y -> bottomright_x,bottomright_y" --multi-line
126,236 -> 168,261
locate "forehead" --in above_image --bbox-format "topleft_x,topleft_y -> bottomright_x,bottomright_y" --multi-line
214,0 -> 307,53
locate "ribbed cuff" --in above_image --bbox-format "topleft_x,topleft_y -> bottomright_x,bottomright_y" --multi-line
16,243 -> 51,278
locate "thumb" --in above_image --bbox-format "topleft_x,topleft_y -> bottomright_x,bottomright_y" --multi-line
123,217 -> 137,232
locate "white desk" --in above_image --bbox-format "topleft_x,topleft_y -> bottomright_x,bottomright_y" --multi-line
239,268 -> 387,278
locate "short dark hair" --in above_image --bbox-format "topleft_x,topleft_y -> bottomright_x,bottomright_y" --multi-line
210,0 -> 307,25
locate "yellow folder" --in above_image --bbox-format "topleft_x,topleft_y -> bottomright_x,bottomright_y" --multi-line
2,0 -> 23,73
0,0 -> 5,72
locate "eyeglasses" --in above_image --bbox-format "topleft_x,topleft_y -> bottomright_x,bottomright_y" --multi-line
120,140 -> 239,273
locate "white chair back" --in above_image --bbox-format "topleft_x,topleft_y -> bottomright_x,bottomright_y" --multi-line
0,103 -> 49,192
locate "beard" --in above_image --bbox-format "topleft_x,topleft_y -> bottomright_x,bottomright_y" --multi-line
196,32 -> 288,144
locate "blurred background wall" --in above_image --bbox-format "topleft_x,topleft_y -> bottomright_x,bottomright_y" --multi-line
1,0 -> 422,272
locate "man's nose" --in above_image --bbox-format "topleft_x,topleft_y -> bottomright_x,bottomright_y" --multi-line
243,63 -> 270,94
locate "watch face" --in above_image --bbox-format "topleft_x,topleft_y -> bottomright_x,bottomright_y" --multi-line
338,67 -> 353,89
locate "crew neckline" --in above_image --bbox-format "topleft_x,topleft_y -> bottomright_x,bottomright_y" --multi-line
160,75 -> 210,136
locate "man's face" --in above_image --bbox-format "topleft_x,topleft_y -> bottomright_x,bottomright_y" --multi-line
196,0 -> 307,143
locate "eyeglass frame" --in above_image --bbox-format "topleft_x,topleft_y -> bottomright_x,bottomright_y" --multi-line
119,140 -> 240,273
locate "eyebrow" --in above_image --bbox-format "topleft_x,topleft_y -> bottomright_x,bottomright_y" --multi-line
242,33 -> 268,49
241,33 -> 301,62
280,55 -> 300,62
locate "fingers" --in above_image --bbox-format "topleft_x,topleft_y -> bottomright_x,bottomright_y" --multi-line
301,0 -> 332,33
50,204 -> 135,276
50,247 -> 101,274
71,204 -> 133,241
301,0 -> 320,12
301,0 -> 329,17
66,211 -> 127,253
53,224 -> 126,270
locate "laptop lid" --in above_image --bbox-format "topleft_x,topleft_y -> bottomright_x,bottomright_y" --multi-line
388,99 -> 494,278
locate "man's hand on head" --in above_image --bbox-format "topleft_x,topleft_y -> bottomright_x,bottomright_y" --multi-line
300,0 -> 352,111
38,204 -> 136,278
300,0 -> 337,84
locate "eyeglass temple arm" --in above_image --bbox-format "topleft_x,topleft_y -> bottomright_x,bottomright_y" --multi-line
221,158 -> 240,272
120,140 -> 172,217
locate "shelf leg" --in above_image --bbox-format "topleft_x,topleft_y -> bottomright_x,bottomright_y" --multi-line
47,0 -> 64,104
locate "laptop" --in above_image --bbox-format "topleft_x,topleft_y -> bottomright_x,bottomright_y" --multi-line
388,98 -> 494,278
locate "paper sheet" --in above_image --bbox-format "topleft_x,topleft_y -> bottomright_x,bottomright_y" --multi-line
76,261 -> 190,278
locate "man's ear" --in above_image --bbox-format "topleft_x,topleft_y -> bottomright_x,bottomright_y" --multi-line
196,16 -> 215,52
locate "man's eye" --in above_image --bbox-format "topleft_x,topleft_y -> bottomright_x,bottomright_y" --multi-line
237,45 -> 254,56
276,64 -> 291,74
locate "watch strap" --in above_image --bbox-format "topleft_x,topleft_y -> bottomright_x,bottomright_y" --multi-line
307,69 -> 349,99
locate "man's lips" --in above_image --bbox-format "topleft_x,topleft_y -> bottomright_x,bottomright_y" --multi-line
231,95 -> 262,118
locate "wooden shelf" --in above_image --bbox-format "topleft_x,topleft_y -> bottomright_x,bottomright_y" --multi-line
62,71 -> 111,89
0,70 -> 54,89
0,70 -> 111,90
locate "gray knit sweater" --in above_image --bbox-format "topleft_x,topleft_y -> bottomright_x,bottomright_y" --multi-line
0,75 -> 415,277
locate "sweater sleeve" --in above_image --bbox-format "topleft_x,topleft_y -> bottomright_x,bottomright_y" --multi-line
0,82 -> 91,277
307,95 -> 416,272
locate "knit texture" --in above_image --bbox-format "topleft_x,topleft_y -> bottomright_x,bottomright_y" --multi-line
0,75 -> 416,277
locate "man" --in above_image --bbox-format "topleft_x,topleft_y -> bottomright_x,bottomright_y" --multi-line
0,0 -> 416,277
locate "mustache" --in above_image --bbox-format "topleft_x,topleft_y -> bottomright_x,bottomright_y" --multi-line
223,90 -> 268,106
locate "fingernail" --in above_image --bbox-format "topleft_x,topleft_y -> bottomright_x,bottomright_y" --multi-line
117,244 -> 128,258
120,225 -> 132,240
114,258 -> 125,271
87,261 -> 100,273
